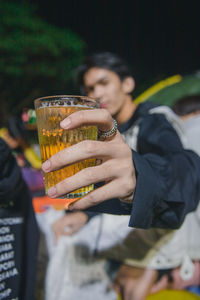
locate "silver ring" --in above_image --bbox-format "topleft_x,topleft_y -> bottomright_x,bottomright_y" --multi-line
98,118 -> 118,140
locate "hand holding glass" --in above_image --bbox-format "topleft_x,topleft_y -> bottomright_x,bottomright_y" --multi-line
34,95 -> 99,206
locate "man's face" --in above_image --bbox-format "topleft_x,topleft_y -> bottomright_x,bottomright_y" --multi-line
83,67 -> 129,117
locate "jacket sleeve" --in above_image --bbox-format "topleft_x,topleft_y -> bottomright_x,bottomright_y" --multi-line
129,114 -> 200,229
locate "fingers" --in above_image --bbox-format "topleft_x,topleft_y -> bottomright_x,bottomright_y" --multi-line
68,177 -> 132,210
43,140 -> 135,207
47,158 -> 121,198
53,224 -> 73,243
114,267 -> 158,300
41,122 -> 135,206
52,212 -> 88,242
52,215 -> 73,241
68,183 -> 117,210
150,275 -> 169,294
46,159 -> 135,209
60,108 -> 113,132
118,278 -> 147,300
121,280 -> 134,300
69,164 -> 135,210
42,133 -> 122,173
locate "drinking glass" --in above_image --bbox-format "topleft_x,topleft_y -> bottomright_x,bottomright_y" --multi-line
34,95 -> 99,205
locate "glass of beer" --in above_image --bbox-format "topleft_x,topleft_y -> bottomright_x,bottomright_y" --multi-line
34,95 -> 99,206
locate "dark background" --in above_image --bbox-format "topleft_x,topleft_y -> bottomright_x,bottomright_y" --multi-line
30,0 -> 200,87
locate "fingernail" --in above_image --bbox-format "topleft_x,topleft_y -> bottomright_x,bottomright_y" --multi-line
48,186 -> 57,197
42,160 -> 51,172
60,118 -> 71,129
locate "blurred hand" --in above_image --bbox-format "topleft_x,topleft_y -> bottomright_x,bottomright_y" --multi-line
150,261 -> 200,293
52,211 -> 88,243
114,264 -> 158,300
42,109 -> 136,210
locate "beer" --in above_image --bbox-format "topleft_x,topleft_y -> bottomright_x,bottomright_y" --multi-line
35,96 -> 98,200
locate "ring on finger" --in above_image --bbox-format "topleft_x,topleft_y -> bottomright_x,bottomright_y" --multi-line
98,118 -> 118,141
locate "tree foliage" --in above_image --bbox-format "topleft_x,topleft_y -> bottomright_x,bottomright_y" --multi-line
0,1 -> 86,125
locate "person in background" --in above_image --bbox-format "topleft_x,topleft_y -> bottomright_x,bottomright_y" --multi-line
0,114 -> 47,299
45,53 -> 200,299
42,51 -> 200,229
172,95 -> 200,157
0,137 -> 39,300
172,94 -> 200,120
0,115 -> 43,193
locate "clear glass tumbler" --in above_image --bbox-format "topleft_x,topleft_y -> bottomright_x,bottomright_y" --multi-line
34,95 -> 99,203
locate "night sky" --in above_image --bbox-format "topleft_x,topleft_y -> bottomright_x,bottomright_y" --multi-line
31,0 -> 200,86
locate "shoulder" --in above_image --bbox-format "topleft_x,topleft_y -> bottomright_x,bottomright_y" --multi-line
139,109 -> 172,132
136,101 -> 160,118
136,102 -> 175,129
137,103 -> 181,131
137,108 -> 184,154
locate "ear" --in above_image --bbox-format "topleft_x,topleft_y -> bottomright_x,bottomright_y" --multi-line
122,77 -> 135,94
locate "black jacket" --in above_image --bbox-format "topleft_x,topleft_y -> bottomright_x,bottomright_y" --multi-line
0,138 -> 39,300
86,102 -> 200,229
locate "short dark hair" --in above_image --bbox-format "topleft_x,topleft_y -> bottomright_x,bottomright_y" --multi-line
75,52 -> 134,94
172,95 -> 200,116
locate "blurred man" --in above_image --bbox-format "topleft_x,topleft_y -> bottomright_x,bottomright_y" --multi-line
43,52 -> 200,230
44,53 -> 200,300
